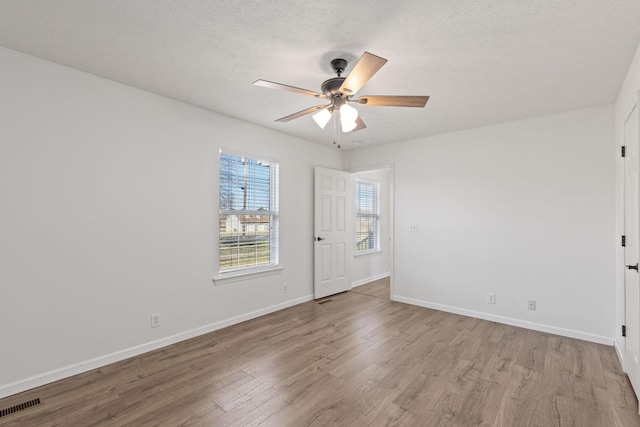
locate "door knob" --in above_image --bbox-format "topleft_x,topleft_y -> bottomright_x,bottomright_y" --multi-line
627,263 -> 639,271
315,237 -> 325,241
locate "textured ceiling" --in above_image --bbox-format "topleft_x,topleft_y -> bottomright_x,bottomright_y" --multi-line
1,1 -> 639,150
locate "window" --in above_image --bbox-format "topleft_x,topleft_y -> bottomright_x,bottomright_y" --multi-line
218,150 -> 279,274
355,179 -> 380,253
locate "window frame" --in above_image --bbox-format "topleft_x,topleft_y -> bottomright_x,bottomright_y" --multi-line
355,178 -> 381,255
214,148 -> 281,284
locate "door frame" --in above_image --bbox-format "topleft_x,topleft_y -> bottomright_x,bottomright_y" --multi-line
349,164 -> 395,300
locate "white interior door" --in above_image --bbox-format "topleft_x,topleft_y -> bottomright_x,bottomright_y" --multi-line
624,102 -> 640,401
314,167 -> 353,299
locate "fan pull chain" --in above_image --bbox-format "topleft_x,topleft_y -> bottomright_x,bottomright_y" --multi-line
332,110 -> 341,149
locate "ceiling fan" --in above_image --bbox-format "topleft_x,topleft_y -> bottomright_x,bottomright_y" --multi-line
253,52 -> 429,137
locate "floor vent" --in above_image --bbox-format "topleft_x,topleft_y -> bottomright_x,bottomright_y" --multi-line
0,398 -> 42,418
317,299 -> 333,305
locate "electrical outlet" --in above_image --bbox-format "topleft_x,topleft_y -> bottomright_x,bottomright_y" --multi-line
487,293 -> 496,304
151,313 -> 161,328
282,284 -> 288,294
527,300 -> 536,311
409,224 -> 419,232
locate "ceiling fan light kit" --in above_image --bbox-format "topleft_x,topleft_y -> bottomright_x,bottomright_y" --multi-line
253,51 -> 429,145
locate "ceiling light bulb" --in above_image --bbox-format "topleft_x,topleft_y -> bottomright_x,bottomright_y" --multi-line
312,108 -> 332,129
340,104 -> 358,132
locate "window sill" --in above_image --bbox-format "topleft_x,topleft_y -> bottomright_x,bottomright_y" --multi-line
355,250 -> 382,257
213,265 -> 283,285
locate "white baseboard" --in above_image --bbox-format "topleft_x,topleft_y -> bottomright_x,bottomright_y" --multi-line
352,272 -> 390,288
393,295 -> 614,346
0,294 -> 314,400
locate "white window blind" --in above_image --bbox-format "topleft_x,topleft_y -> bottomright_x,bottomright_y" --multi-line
219,150 -> 279,273
356,179 -> 380,253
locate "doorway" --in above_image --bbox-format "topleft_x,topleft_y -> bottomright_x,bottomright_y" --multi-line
313,165 -> 394,300
351,165 -> 393,300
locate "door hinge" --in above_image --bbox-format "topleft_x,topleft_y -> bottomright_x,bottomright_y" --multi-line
623,325 -> 626,337
622,235 -> 626,247
622,146 -> 626,157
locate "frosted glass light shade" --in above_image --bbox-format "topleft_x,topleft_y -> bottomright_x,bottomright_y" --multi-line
312,108 -> 332,129
341,118 -> 357,132
340,104 -> 358,132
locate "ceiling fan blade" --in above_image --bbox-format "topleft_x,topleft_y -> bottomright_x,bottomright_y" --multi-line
352,116 -> 367,132
339,52 -> 387,96
354,95 -> 429,108
253,79 -> 326,98
275,104 -> 329,122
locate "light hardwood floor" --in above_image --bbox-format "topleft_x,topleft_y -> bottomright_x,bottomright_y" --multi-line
1,278 -> 639,426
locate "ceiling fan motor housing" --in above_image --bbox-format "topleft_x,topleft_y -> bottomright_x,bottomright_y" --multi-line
322,58 -> 349,99
321,77 -> 346,98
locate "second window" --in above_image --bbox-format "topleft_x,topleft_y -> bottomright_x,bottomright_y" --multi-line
355,179 -> 380,253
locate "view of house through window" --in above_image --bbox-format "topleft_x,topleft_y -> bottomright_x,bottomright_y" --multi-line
219,150 -> 279,273
356,179 -> 380,253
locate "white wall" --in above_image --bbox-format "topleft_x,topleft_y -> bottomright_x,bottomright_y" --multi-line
0,41 -> 626,398
346,106 -> 616,343
0,47 -> 343,397
351,169 -> 391,286
615,41 -> 640,363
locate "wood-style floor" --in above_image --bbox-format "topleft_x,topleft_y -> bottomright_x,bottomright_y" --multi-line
1,278 -> 639,426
